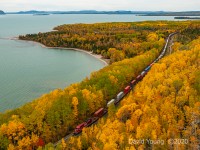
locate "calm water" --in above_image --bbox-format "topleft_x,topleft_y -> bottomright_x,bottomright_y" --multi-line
0,14 -> 180,112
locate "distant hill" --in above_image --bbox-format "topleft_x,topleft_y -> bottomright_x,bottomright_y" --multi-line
0,10 -> 5,15
7,10 -> 139,15
6,10 -> 200,16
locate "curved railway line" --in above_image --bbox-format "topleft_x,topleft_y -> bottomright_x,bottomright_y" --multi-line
54,32 -> 177,147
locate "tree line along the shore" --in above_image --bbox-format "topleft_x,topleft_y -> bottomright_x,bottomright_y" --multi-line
19,21 -> 199,64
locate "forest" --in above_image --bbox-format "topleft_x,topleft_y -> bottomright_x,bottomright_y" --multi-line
0,21 -> 199,149
54,26 -> 200,150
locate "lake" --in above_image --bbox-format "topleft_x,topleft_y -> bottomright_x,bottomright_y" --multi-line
0,14 -> 181,112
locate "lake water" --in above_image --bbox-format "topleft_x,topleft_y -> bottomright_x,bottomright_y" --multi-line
0,14 -> 180,112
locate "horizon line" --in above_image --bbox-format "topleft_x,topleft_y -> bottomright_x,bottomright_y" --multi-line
4,10 -> 200,13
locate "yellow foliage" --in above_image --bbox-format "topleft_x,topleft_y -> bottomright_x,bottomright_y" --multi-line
103,142 -> 118,150
109,75 -> 118,84
72,97 -> 79,118
65,36 -> 200,149
61,138 -> 67,149
147,33 -> 159,42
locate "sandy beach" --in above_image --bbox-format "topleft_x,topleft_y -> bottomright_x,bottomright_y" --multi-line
11,37 -> 109,66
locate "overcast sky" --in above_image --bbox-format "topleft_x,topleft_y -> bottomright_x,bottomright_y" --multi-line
1,0 -> 199,12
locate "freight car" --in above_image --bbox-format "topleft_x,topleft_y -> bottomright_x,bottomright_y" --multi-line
124,86 -> 131,95
115,91 -> 125,104
107,99 -> 115,107
73,122 -> 87,135
94,107 -> 107,118
130,79 -> 137,87
144,66 -> 151,72
73,107 -> 107,135
141,71 -> 147,77
136,74 -> 142,81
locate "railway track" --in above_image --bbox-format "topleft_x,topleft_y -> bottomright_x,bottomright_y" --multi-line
53,32 -> 177,148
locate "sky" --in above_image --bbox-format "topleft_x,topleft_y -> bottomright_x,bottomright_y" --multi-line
0,0 -> 199,12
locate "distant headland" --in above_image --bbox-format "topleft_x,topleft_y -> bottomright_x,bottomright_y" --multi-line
0,10 -> 5,15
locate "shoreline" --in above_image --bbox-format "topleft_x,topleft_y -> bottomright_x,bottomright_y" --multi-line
11,37 -> 109,66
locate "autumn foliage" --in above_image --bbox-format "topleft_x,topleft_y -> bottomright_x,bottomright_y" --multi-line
61,35 -> 200,150
19,21 -> 175,63
0,21 -> 199,149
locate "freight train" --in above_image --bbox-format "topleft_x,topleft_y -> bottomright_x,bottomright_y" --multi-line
72,33 -> 176,135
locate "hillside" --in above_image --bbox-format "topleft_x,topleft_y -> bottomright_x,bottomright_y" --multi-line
58,34 -> 200,150
0,21 -> 199,149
